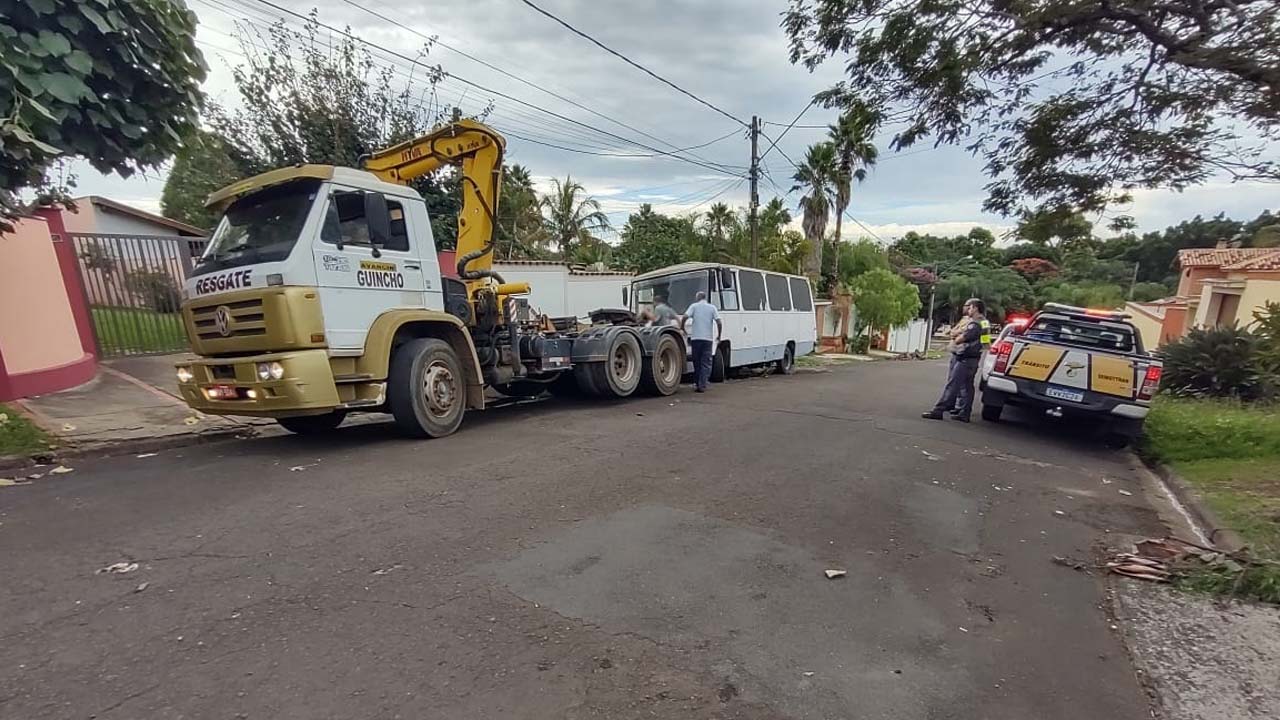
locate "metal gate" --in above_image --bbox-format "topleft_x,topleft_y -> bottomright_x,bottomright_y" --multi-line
71,233 -> 206,358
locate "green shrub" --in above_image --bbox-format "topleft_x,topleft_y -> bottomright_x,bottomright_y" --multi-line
848,334 -> 870,355
1252,301 -> 1280,374
1144,398 -> 1280,463
126,270 -> 182,313
1158,325 -> 1275,401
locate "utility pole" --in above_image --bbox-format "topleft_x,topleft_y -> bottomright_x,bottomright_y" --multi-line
748,115 -> 760,267
1128,261 -> 1140,300
926,261 -> 938,344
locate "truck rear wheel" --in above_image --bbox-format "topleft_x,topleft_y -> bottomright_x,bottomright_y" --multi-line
590,331 -> 642,398
640,333 -> 683,396
277,411 -> 347,435
389,338 -> 466,438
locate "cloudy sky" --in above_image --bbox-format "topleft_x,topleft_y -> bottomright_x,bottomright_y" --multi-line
69,0 -> 1276,241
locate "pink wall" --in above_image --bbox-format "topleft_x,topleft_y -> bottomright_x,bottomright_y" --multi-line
0,216 -> 96,401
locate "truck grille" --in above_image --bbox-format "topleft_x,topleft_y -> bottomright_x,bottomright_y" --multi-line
190,298 -> 268,340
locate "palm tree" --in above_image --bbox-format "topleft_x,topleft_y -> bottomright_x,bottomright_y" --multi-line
498,164 -> 545,258
700,202 -> 737,260
828,114 -> 878,289
539,175 -> 611,258
792,141 -> 837,279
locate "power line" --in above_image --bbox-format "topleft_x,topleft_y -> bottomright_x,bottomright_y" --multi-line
515,0 -> 749,128
759,99 -> 814,162
238,0 -> 742,175
339,0 -> 739,168
843,210 -> 884,243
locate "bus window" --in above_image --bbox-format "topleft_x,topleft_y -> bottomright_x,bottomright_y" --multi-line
789,277 -> 813,311
717,269 -> 739,310
739,270 -> 766,311
765,274 -> 792,311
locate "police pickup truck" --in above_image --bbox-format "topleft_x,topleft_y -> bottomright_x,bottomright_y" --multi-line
979,304 -> 1162,444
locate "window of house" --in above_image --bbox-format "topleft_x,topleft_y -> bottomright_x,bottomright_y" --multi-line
789,277 -> 813,311
739,270 -> 766,311
766,274 -> 792,311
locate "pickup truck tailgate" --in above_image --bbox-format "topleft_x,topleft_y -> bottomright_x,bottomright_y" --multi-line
1005,341 -> 1137,398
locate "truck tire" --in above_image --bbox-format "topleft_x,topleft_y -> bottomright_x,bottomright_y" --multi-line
776,343 -> 796,375
710,344 -> 728,383
590,331 -> 643,398
640,333 -> 683,396
277,411 -> 347,435
388,338 -> 466,438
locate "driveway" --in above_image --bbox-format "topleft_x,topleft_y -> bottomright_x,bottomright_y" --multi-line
0,359 -> 1163,719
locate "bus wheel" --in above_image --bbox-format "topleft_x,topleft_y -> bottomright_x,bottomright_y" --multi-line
710,344 -> 728,383
641,333 -> 683,396
776,344 -> 796,375
277,411 -> 347,435
389,338 -> 466,438
591,331 -> 642,398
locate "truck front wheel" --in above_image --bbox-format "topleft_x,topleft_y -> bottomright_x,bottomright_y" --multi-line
277,411 -> 347,435
389,338 -> 466,438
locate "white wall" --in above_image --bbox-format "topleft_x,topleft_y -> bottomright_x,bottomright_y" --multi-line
887,319 -> 929,354
492,263 -> 631,319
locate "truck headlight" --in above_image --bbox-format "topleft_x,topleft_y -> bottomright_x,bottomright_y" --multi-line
256,361 -> 284,381
176,366 -> 194,383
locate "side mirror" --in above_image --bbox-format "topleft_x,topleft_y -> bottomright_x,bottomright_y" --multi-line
622,286 -> 630,307
363,191 -> 391,257
719,267 -> 734,288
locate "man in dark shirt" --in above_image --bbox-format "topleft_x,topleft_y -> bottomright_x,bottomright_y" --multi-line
922,298 -> 987,422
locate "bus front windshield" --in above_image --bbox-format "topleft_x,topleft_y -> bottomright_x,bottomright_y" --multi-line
193,180 -> 321,276
631,270 -> 709,318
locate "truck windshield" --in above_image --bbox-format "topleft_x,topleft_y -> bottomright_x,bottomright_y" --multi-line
193,180 -> 321,276
1024,317 -> 1136,354
632,270 -> 709,316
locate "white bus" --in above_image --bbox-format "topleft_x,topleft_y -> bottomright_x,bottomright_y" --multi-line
628,262 -> 817,380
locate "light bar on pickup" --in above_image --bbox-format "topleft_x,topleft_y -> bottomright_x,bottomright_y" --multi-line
1041,302 -> 1131,321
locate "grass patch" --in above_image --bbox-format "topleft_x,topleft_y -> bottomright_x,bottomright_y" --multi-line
1145,397 -> 1280,603
1177,457 -> 1280,559
1143,397 -> 1280,463
0,404 -> 51,457
91,306 -> 188,356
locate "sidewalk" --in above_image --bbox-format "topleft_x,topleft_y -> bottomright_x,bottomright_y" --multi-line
15,353 -> 270,458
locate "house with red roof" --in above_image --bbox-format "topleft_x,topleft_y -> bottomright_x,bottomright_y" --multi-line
1130,246 -> 1280,347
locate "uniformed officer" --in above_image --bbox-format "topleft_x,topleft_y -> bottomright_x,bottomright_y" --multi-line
923,297 -> 987,422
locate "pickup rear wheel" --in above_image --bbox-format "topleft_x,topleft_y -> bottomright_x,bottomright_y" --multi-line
641,333 -> 683,396
277,411 -> 347,435
389,338 -> 466,438
981,403 -> 1003,422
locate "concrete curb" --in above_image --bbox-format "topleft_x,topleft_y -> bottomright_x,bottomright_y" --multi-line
0,425 -> 261,475
1147,459 -> 1247,553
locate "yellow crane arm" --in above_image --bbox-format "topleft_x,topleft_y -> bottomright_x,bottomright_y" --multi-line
361,119 -> 512,295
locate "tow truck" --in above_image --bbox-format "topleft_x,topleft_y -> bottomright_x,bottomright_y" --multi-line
980,303 -> 1162,444
174,119 -> 685,437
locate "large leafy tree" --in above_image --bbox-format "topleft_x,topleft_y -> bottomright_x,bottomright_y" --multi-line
827,113 -> 878,288
849,268 -> 922,338
495,164 -> 549,259
614,204 -> 700,274
936,265 -> 1036,321
210,15 -> 467,247
2,0 -> 206,230
700,202 -> 737,261
539,175 -> 610,258
792,142 -> 837,279
783,1 -> 1280,218
160,130 -> 241,230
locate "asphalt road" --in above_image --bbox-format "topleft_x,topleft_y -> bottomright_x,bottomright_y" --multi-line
0,359 -> 1166,719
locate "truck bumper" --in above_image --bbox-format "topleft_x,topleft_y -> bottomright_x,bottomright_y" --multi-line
175,349 -> 341,418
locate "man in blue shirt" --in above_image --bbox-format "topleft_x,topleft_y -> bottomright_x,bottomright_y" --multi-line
680,291 -> 723,393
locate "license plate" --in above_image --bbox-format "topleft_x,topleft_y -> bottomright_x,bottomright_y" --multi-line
208,384 -> 236,399
1045,386 -> 1084,403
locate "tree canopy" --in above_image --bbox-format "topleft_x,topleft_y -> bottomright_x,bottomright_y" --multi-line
783,0 -> 1280,217
614,204 -> 700,274
160,130 -> 239,230
2,0 -> 207,230
850,268 -> 921,334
